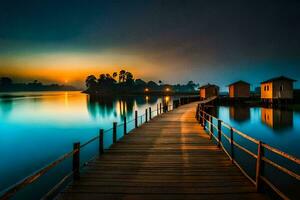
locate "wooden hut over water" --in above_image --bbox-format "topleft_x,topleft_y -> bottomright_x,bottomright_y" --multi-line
261,76 -> 296,104
199,84 -> 219,100
228,80 -> 250,98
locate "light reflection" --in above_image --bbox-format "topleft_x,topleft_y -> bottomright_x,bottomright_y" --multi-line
261,108 -> 293,131
164,96 -> 170,104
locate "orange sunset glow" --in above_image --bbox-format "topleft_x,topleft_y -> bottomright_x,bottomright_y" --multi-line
0,51 -> 162,87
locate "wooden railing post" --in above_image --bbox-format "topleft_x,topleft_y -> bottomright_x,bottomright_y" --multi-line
195,104 -> 199,120
135,110 -> 138,128
113,122 -> 117,143
256,141 -> 263,192
217,119 -> 222,147
99,129 -> 104,155
209,115 -> 214,139
230,127 -> 234,163
199,109 -> 203,125
202,110 -> 205,127
149,107 -> 152,119
209,115 -> 213,140
203,113 -> 207,130
73,142 -> 80,180
157,104 -> 159,115
160,103 -> 162,114
145,108 -> 148,122
124,117 -> 127,135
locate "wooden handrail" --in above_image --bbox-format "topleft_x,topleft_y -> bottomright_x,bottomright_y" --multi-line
0,149 -> 77,200
196,104 -> 300,199
262,143 -> 300,165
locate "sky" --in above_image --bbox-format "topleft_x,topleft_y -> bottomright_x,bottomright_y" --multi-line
0,0 -> 300,90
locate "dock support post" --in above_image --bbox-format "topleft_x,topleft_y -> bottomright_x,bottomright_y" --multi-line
145,109 -> 148,122
217,119 -> 222,147
113,122 -> 117,143
73,142 -> 80,180
256,141 -> 263,192
230,127 -> 234,163
157,104 -> 159,115
135,111 -> 138,128
99,129 -> 104,155
124,117 -> 127,135
149,107 -> 152,119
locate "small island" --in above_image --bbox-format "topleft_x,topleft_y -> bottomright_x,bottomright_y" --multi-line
84,70 -> 198,96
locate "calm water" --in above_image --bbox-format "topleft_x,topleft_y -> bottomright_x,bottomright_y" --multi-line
216,106 -> 300,158
0,91 -> 173,199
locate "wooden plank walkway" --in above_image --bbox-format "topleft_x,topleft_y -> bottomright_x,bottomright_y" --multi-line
58,102 -> 268,200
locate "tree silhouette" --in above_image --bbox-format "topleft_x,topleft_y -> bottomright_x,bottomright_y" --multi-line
0,77 -> 13,87
125,72 -> 134,85
119,70 -> 126,83
86,75 -> 97,89
112,72 -> 118,79
84,70 -> 197,95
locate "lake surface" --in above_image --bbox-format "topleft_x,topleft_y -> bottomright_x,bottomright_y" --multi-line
0,91 -> 174,199
216,106 -> 300,158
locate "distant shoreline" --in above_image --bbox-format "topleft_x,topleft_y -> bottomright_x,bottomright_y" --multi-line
82,90 -> 199,97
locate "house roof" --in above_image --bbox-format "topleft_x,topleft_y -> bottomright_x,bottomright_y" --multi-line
199,84 -> 219,89
228,80 -> 250,86
261,76 -> 297,84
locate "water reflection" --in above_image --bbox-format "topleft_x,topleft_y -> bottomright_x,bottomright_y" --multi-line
87,96 -> 126,119
261,108 -> 293,131
0,98 -> 13,117
86,95 -> 162,119
205,106 -> 219,117
229,106 -> 250,123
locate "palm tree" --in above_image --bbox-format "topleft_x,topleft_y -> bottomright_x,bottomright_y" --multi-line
112,72 -> 118,79
119,70 -> 126,83
85,75 -> 97,89
125,72 -> 133,81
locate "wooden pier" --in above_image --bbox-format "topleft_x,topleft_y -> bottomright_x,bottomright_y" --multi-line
58,102 -> 268,200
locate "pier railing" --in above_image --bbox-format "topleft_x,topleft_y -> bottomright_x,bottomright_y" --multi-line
0,97 -> 196,200
196,104 -> 300,200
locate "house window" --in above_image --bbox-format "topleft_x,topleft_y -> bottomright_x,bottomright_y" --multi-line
264,86 -> 266,91
267,85 -> 269,91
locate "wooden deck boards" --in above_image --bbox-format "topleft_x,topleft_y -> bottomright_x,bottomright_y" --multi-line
58,102 -> 268,200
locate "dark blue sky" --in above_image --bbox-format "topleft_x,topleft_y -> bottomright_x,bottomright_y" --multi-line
0,0 -> 299,89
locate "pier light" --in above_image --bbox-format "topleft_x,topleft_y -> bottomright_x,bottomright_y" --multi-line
165,88 -> 170,92
144,88 -> 149,92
